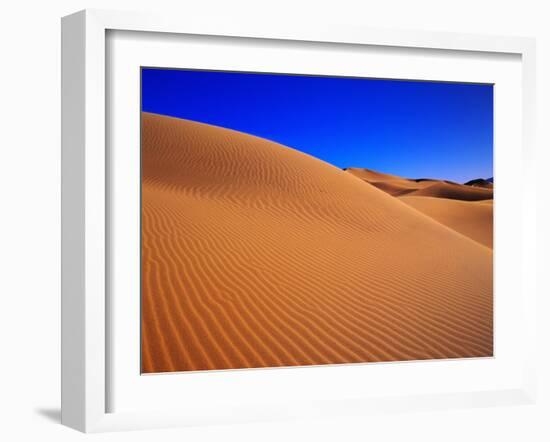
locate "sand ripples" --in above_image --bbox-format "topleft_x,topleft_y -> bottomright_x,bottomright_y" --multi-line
141,113 -> 493,373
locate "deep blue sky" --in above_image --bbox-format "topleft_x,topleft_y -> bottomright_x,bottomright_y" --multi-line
142,68 -> 493,183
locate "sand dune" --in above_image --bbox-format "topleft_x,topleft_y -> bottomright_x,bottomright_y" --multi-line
345,168 -> 493,246
464,178 -> 494,189
345,167 -> 409,183
366,181 -> 419,197
407,181 -> 493,201
141,112 -> 493,373
345,167 -> 432,196
399,196 -> 493,248
346,168 -> 493,201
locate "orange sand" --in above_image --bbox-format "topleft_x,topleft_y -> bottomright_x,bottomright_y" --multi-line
399,196 -> 493,248
141,113 -> 493,373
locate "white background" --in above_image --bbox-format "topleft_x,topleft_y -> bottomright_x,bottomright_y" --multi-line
0,1 -> 548,441
109,31 -> 523,414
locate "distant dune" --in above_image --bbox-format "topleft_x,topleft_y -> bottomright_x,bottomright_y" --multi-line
344,167 -> 409,183
346,168 -> 493,201
345,168 -> 494,248
406,181 -> 493,201
399,196 -> 493,248
345,167 -> 433,197
464,178 -> 494,189
141,112 -> 493,373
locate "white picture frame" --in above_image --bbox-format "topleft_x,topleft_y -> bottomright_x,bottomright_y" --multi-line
61,9 -> 538,433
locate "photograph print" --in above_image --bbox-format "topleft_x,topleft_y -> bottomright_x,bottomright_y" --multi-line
140,68 -> 494,374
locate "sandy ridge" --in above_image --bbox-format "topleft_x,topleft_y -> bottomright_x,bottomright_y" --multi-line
141,112 -> 493,373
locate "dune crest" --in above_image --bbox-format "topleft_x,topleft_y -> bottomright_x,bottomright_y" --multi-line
141,112 -> 493,373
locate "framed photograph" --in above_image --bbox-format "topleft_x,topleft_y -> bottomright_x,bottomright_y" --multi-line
61,9 -> 538,432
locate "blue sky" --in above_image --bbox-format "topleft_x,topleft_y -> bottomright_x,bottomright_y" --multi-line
142,68 -> 493,183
